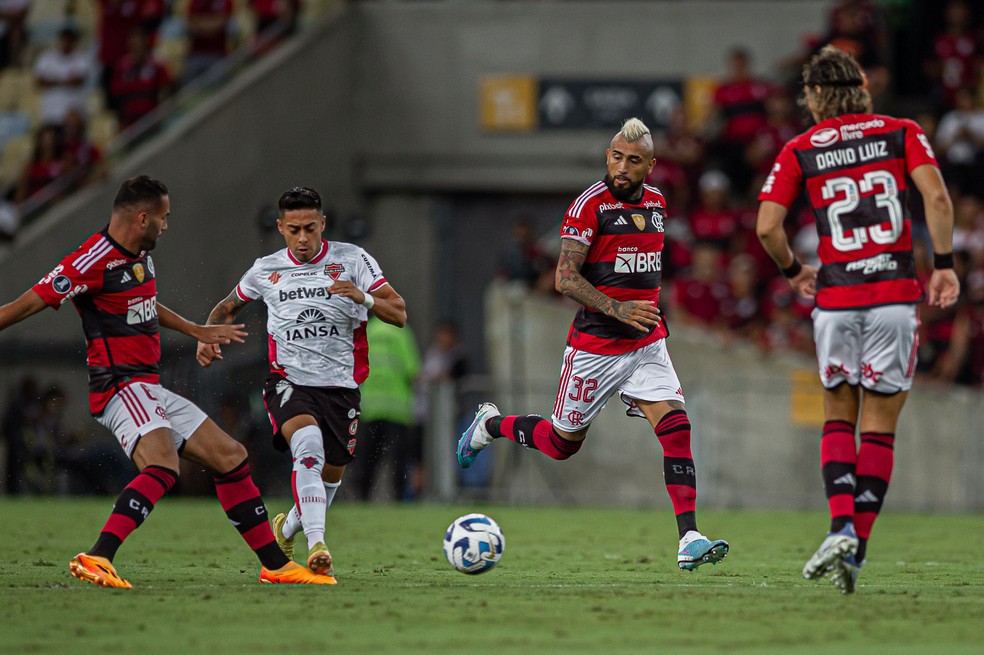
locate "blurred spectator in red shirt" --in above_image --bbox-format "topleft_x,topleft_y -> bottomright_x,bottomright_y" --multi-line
745,88 -> 801,197
689,169 -> 740,248
719,253 -> 766,341
497,215 -> 555,293
62,108 -> 105,186
924,0 -> 981,113
760,275 -> 814,355
671,241 -> 730,329
252,0 -> 300,52
94,0 -> 166,114
184,0 -> 233,85
0,0 -> 29,71
15,125 -> 67,204
706,47 -> 774,195
650,105 -> 706,211
939,267 -> 984,386
110,27 -> 174,130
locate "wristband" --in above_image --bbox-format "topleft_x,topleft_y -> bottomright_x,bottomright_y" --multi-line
933,252 -> 954,270
780,258 -> 803,279
361,294 -> 375,310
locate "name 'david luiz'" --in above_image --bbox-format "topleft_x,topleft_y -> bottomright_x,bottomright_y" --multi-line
815,140 -> 888,171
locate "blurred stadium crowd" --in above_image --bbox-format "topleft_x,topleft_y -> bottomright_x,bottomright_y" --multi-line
642,0 -> 984,389
498,0 -> 984,391
0,0 -> 307,239
0,0 -> 982,381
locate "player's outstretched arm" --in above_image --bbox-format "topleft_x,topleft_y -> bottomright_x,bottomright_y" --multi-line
756,200 -> 817,298
329,280 -> 407,328
0,290 -> 48,332
158,301 -> 247,344
196,290 -> 251,367
555,238 -> 659,333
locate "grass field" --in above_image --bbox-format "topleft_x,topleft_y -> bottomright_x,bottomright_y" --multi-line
1,498 -> 982,655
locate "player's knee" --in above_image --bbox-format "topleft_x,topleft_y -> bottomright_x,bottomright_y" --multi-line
290,425 -> 325,472
549,429 -> 583,460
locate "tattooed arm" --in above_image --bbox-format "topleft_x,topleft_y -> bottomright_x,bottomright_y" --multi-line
554,238 -> 660,333
196,289 -> 251,368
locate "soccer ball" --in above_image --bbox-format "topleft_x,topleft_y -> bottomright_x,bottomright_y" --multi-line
443,513 -> 505,575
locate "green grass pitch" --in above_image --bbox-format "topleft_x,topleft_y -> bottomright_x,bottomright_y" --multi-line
1,498 -> 982,654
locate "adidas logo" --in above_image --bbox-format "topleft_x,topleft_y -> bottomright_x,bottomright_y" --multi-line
614,216 -> 628,226
855,490 -> 880,503
833,473 -> 856,486
121,272 -> 132,283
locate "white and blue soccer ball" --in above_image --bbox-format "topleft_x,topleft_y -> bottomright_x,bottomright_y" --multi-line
443,513 -> 505,575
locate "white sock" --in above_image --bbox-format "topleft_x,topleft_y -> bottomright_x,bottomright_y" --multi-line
283,506 -> 302,540
282,481 -> 342,540
680,530 -> 705,546
289,425 -> 326,547
324,480 -> 341,509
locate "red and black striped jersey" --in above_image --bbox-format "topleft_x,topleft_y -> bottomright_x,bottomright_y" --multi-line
33,229 -> 160,414
560,180 -> 669,355
758,113 -> 939,310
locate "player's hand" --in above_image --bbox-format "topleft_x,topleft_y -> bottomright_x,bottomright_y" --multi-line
788,265 -> 818,299
613,299 -> 661,332
196,342 -> 222,368
328,280 -> 367,304
196,323 -> 247,345
928,268 -> 960,308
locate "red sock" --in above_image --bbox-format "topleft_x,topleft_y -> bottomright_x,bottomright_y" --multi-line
820,420 -> 857,531
89,465 -> 177,560
492,415 -> 582,460
655,410 -> 698,535
854,432 -> 894,543
214,459 -> 289,570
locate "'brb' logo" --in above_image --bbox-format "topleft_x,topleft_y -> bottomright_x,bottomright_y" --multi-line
614,251 -> 661,273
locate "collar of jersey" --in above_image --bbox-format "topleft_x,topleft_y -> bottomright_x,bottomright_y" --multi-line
101,226 -> 141,259
286,239 -> 329,266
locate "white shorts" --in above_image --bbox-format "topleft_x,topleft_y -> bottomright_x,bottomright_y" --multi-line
95,382 -> 208,459
551,339 -> 685,432
812,304 -> 919,393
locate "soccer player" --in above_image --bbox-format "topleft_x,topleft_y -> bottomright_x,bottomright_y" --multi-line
756,46 -> 960,593
456,118 -> 730,572
197,186 -> 407,582
0,176 -> 333,587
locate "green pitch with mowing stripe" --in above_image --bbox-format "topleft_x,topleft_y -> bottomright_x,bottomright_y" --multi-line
1,499 -> 982,654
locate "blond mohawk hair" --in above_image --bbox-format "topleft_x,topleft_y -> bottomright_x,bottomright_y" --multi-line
618,117 -> 651,143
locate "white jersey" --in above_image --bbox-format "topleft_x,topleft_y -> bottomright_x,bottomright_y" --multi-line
235,239 -> 388,388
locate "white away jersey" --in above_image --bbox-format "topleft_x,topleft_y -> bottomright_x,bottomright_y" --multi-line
236,239 -> 388,388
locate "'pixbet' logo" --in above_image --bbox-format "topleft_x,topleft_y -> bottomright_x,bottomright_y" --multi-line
614,251 -> 661,273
